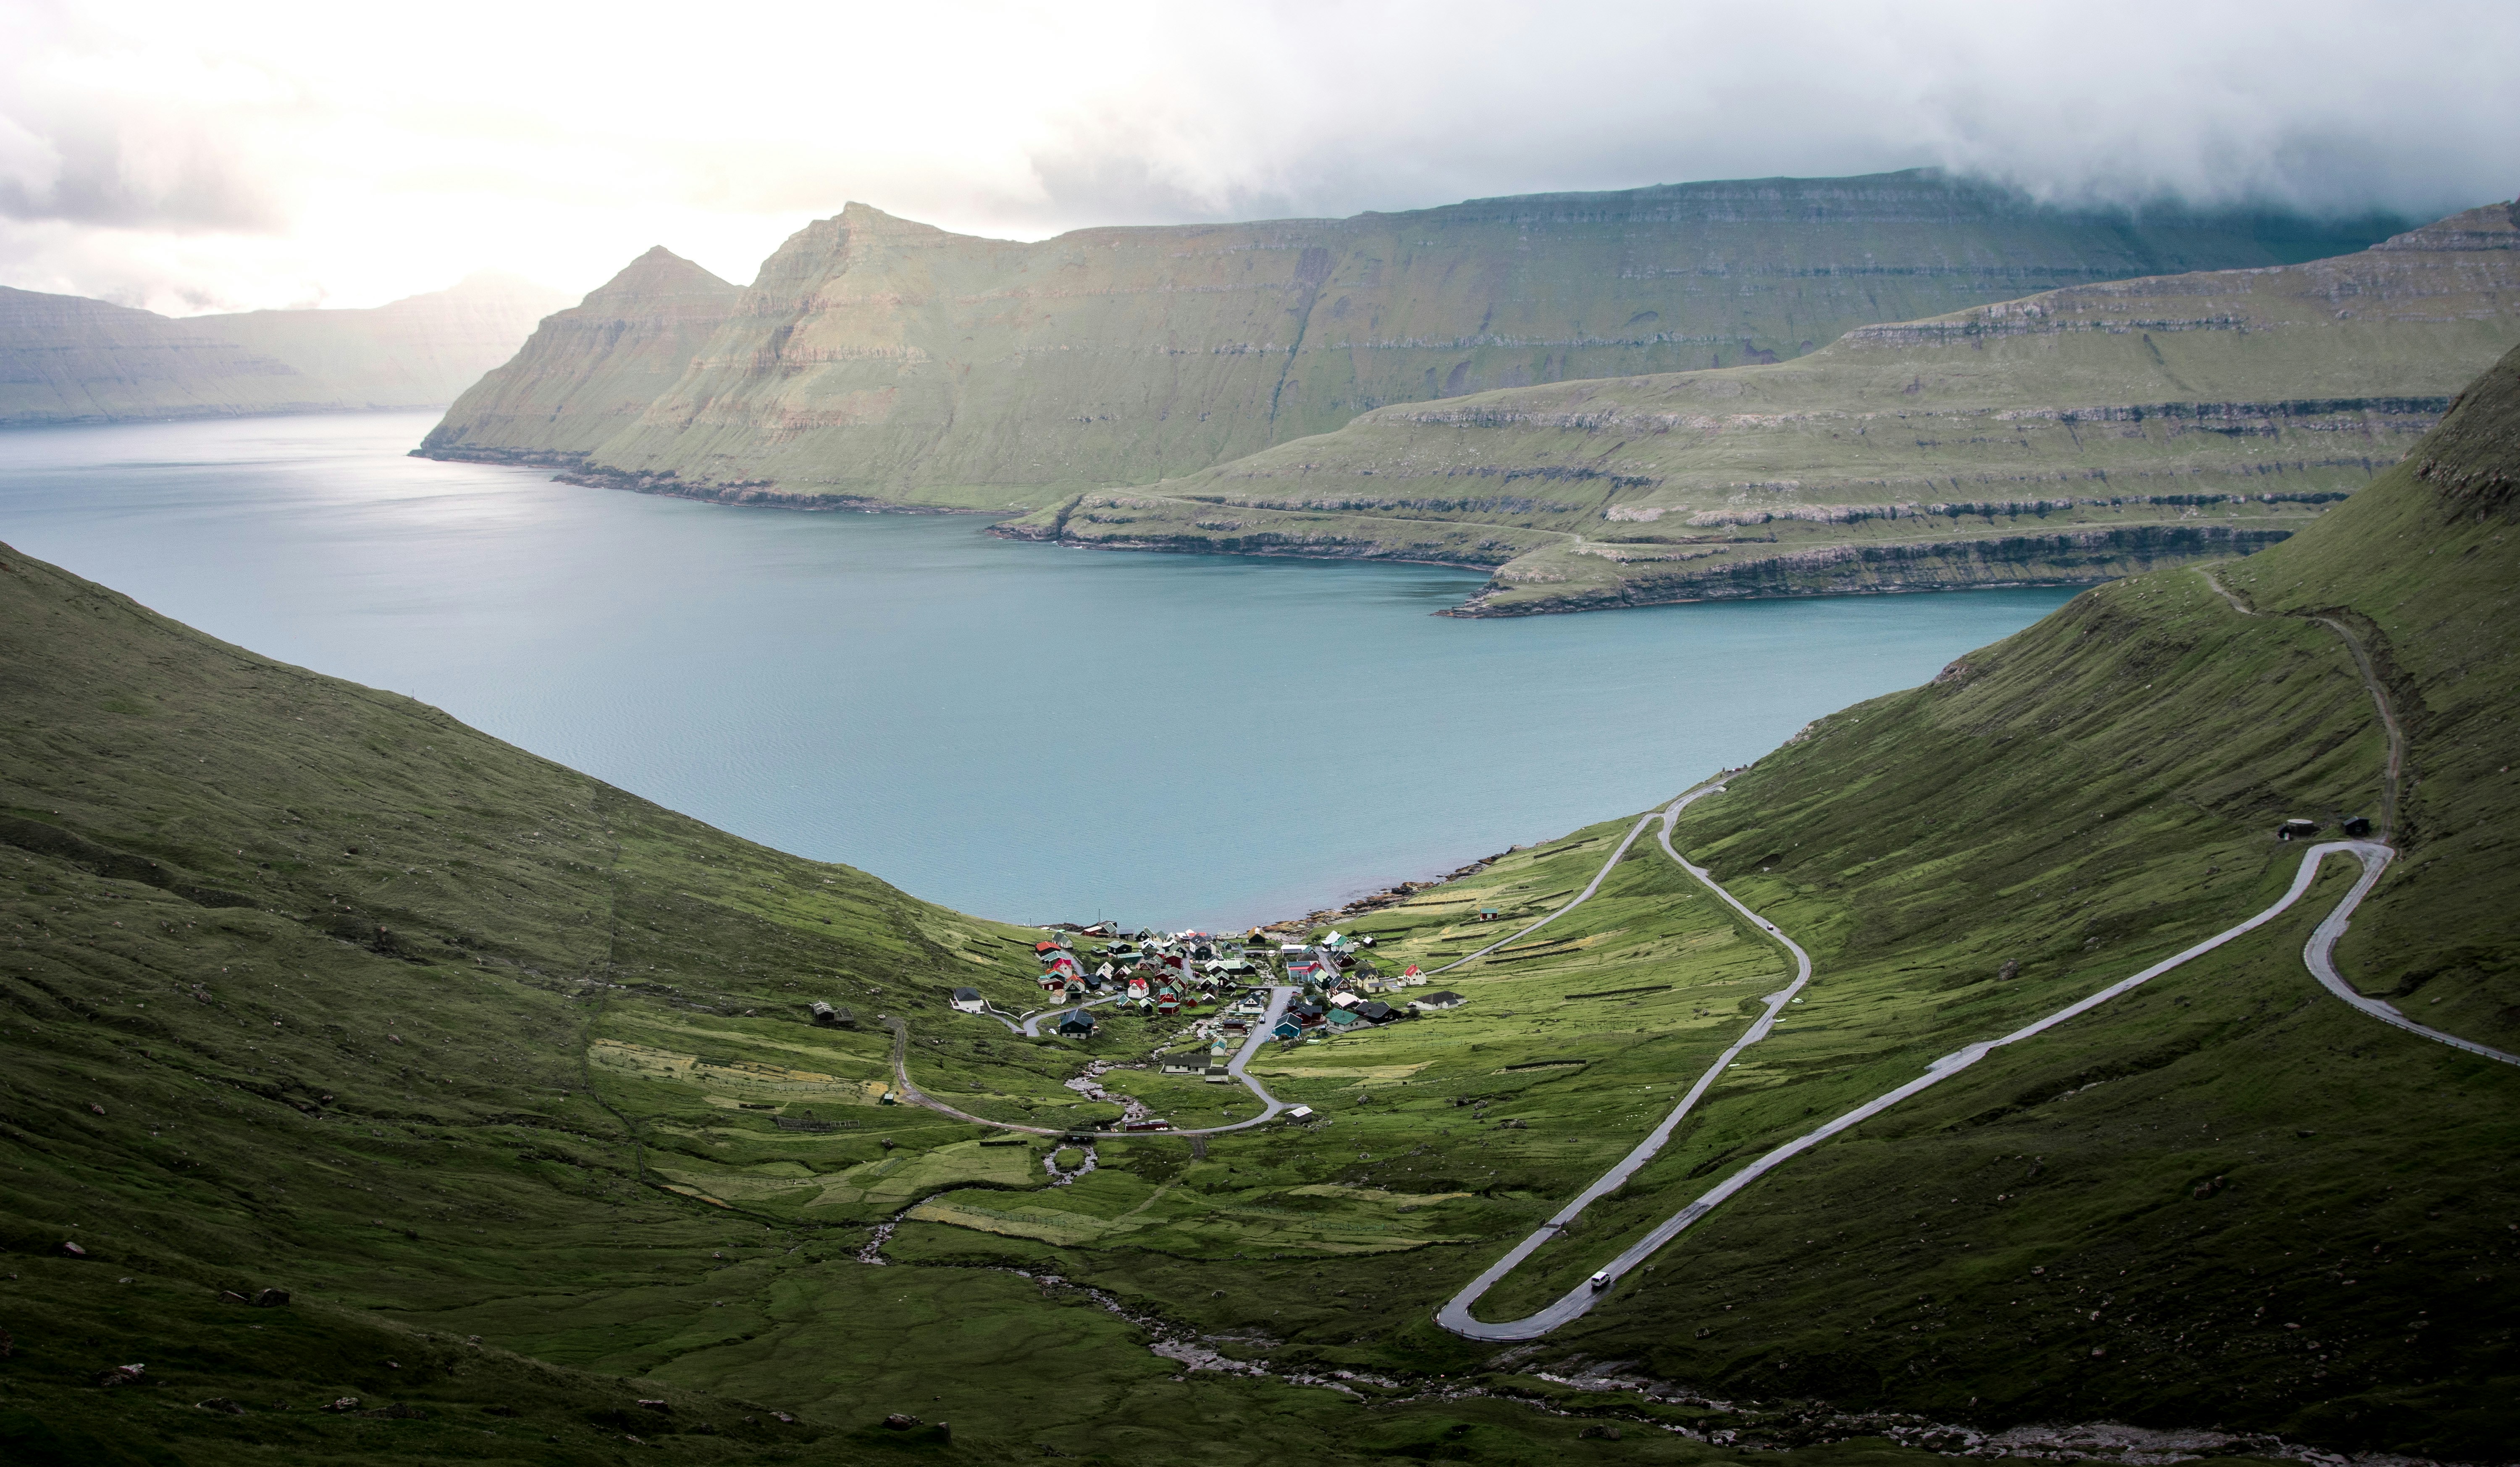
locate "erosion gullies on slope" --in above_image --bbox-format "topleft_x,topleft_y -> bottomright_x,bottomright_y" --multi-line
1005,201 -> 2520,615
417,170 -> 2409,509
0,273 -> 573,426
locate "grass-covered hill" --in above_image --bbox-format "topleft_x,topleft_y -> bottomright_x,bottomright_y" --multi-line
417,170 -> 2402,509
0,540 -> 1977,1464
1448,342 -> 2520,1453
9,349 -> 2520,1464
897,345 -> 2517,1461
999,203 -> 2520,616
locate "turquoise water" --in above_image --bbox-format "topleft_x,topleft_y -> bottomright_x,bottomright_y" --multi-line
0,412 -> 2076,928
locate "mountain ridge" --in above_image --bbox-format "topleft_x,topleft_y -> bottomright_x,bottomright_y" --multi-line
0,273 -> 573,426
996,202 -> 2520,614
416,169 -> 2410,507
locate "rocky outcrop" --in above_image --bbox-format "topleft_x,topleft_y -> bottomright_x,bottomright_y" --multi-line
1446,523 -> 2300,616
418,170 -> 2407,504
0,273 -> 571,425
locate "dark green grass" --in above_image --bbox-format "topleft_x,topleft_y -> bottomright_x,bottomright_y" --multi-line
8,346 -> 2520,1462
0,540 -> 1979,1463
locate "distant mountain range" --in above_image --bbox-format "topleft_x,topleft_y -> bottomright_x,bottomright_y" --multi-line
0,273 -> 574,425
1001,202 -> 2520,614
416,169 -> 2410,507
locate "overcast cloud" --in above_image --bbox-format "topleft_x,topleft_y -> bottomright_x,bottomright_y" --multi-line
0,0 -> 2512,314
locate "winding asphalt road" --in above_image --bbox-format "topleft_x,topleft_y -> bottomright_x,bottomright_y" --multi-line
1014,992 -> 1122,1037
890,985 -> 1302,1138
1429,790 -> 1714,975
1434,582 -> 2516,1341
1434,781 -> 1812,1339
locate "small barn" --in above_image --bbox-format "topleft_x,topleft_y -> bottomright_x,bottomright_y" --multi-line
1056,1008 -> 1097,1037
1410,991 -> 1467,1013
950,988 -> 985,1014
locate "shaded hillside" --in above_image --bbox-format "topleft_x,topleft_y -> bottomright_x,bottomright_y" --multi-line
418,170 -> 2405,508
1002,203 -> 2519,614
864,346 -> 2520,1462
1486,343 -> 2520,1451
8,357 -> 2519,1465
0,542 -> 1936,1464
0,273 -> 571,426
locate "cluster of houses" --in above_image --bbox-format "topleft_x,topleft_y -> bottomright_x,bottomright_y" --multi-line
946,926 -> 1468,1047
1026,930 -> 1268,1015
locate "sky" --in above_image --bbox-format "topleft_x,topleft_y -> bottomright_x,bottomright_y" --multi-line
0,0 -> 2513,316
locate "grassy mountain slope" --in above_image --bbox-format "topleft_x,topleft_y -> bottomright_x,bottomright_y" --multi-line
888,350 -> 2520,1461
11,348 -> 2520,1462
0,543 -> 1975,1464
417,170 -> 2404,509
0,275 -> 572,426
1479,345 -> 2520,1450
417,249 -> 745,463
1000,204 -> 2520,615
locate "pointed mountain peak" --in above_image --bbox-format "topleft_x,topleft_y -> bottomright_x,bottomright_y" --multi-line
580,247 -> 741,308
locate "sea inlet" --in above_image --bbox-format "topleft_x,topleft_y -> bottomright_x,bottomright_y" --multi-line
0,411 -> 2074,929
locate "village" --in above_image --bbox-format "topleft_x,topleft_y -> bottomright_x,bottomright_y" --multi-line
937,922 -> 1469,1131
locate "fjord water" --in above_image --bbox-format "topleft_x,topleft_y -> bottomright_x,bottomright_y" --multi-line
0,412 -> 2074,928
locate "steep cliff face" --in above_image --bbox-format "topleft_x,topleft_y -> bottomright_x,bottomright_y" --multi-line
1004,202 -> 2520,613
0,273 -> 572,425
417,249 -> 743,464
420,170 -> 2406,505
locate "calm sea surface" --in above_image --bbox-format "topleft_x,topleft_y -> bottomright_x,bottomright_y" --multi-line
0,412 -> 2076,928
